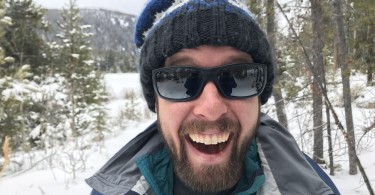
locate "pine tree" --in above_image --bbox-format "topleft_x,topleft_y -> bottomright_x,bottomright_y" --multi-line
0,0 -> 67,153
310,0 -> 325,164
123,51 -> 137,72
332,0 -> 357,175
104,49 -> 116,72
0,0 -> 6,150
0,0 -> 7,64
53,0 -> 108,138
0,0 -> 48,75
347,0 -> 375,85
247,0 -> 289,128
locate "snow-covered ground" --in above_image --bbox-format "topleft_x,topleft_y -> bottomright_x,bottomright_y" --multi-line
0,73 -> 374,195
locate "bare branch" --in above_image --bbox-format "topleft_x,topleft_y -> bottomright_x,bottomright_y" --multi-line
276,1 -> 374,194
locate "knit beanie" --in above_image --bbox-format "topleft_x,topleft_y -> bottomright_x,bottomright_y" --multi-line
135,0 -> 275,112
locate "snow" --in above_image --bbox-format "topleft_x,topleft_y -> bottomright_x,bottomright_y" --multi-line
71,54 -> 80,59
30,125 -> 42,139
69,29 -> 77,35
0,73 -> 374,195
0,16 -> 12,25
81,25 -> 92,29
4,56 -> 15,63
104,73 -> 142,100
83,60 -> 95,66
1,80 -> 41,102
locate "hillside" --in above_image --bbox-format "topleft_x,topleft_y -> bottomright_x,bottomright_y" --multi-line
41,8 -> 138,72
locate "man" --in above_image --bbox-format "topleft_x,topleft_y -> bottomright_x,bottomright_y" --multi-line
86,0 -> 340,194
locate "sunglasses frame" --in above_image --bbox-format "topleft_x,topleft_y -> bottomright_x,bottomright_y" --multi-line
152,63 -> 267,102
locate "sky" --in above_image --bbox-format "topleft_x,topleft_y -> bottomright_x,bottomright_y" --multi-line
33,0 -> 148,15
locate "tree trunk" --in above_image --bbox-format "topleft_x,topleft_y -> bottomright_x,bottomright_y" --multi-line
367,24 -> 374,85
277,3 -> 373,193
310,0 -> 324,163
368,63 -> 373,85
326,102 -> 335,175
266,0 -> 289,129
332,0 -> 357,175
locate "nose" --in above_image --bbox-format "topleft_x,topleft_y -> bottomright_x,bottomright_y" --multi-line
193,82 -> 228,121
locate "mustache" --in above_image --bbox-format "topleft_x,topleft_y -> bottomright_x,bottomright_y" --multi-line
179,118 -> 241,136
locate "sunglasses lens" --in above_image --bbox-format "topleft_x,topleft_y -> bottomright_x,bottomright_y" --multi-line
153,64 -> 266,101
154,68 -> 203,100
218,64 -> 266,98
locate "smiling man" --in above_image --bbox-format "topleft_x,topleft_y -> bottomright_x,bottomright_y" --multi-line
157,46 -> 262,193
86,0 -> 339,194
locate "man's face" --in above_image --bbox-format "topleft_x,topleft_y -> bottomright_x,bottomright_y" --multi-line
156,45 -> 260,192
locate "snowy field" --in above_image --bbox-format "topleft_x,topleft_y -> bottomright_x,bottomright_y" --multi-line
0,73 -> 374,195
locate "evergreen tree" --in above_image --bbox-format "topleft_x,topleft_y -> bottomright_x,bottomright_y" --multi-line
310,0 -> 326,164
347,0 -> 375,85
0,0 -> 48,75
0,0 -> 7,64
246,0 -> 265,28
104,49 -> 116,72
122,51 -> 137,72
0,0 -> 7,149
266,0 -> 289,129
53,0 -> 108,138
247,0 -> 289,128
0,0 -> 63,152
332,0 -> 357,175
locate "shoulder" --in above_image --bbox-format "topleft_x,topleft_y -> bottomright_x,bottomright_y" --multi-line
257,113 -> 338,194
86,121 -> 161,195
304,154 -> 341,195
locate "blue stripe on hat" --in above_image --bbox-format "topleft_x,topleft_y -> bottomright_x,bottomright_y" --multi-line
135,0 -> 175,48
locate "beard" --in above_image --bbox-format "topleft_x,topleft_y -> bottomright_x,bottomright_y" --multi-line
157,115 -> 259,193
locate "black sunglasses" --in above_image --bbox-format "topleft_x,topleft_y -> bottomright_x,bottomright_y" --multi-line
152,63 -> 267,101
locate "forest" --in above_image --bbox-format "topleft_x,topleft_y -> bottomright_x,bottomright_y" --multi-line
0,0 -> 374,194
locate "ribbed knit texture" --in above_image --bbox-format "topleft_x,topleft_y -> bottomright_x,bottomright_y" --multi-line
135,0 -> 275,112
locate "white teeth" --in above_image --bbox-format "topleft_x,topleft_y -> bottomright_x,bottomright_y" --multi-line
189,132 -> 230,145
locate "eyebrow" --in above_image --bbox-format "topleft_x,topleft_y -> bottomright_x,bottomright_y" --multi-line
223,53 -> 253,64
165,55 -> 195,66
165,52 -> 253,67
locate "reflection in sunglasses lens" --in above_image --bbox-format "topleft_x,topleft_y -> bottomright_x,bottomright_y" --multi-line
153,64 -> 266,101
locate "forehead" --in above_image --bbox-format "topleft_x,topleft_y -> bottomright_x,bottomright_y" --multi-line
165,45 -> 253,67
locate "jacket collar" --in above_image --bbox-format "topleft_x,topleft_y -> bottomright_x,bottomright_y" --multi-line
136,138 -> 265,195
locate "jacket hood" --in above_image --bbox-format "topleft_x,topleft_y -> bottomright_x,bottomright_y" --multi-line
86,113 -> 334,195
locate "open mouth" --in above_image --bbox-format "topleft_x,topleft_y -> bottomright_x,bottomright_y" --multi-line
185,132 -> 232,155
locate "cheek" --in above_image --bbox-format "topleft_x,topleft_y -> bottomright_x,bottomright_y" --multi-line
158,98 -> 192,126
230,98 -> 259,139
157,98 -> 193,148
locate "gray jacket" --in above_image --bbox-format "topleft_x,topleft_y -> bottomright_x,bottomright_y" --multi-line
86,113 -> 335,195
